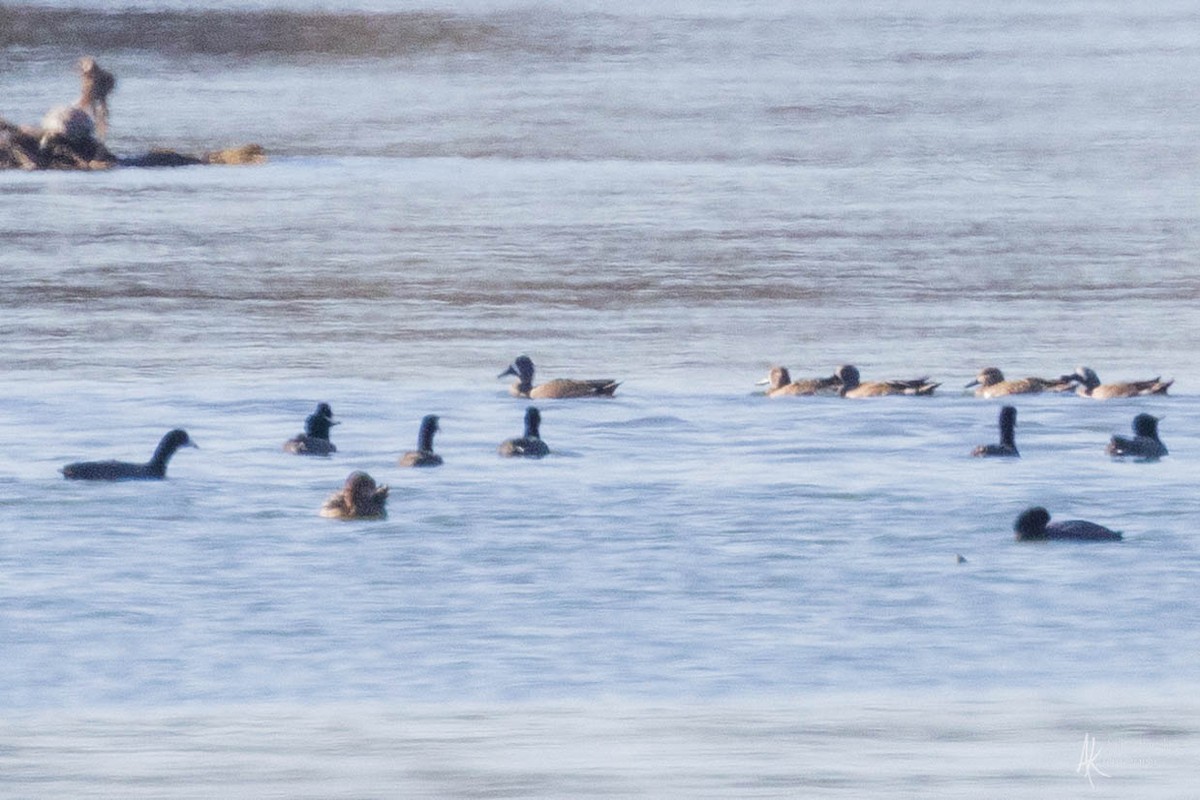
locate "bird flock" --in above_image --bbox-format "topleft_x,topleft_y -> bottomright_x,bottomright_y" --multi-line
59,357 -> 1171,537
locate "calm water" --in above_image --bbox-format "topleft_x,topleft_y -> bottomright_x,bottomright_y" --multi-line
2,0 -> 1199,795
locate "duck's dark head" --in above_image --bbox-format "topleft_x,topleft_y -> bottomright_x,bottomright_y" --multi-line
418,414 -> 440,449
151,428 -> 198,468
523,406 -> 542,438
1013,506 -> 1051,540
305,404 -> 338,439
499,355 -> 536,384
1072,366 -> 1101,390
834,364 -> 860,389
1132,413 -> 1160,439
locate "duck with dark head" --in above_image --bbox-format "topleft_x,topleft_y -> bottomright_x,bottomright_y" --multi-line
284,403 -> 338,456
1013,507 -> 1122,542
1068,366 -> 1172,399
399,414 -> 443,467
61,428 -> 197,480
1106,413 -> 1167,461
834,364 -> 939,398
500,355 -> 619,399
499,406 -> 550,458
972,405 -> 1019,458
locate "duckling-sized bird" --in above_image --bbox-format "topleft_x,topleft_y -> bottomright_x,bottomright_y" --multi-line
61,428 -> 197,480
320,471 -> 389,519
1013,506 -> 1122,541
757,366 -> 842,397
399,414 -> 443,467
499,355 -> 619,399
972,405 -> 1019,457
1069,366 -> 1172,399
1106,413 -> 1167,461
966,367 -> 1073,398
499,406 -> 550,458
284,402 -> 338,456
835,364 -> 939,398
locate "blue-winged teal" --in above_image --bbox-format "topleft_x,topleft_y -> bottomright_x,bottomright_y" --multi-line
500,355 -> 619,399
966,367 -> 1072,398
1069,366 -> 1172,399
499,406 -> 550,458
835,364 -> 939,398
1106,413 -> 1167,460
320,471 -> 389,519
758,366 -> 842,397
61,428 -> 197,480
1013,506 -> 1122,541
284,402 -> 338,456
399,414 -> 443,467
972,405 -> 1019,457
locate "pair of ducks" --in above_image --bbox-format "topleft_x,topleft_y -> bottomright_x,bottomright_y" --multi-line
972,406 -> 1168,460
283,403 -> 444,467
761,365 -> 940,398
967,366 -> 1172,399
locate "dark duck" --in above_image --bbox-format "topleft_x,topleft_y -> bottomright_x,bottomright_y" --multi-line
399,414 -> 443,467
499,407 -> 550,458
284,402 -> 338,456
61,428 -> 197,480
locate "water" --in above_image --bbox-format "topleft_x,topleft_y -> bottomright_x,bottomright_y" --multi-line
2,1 -> 1199,795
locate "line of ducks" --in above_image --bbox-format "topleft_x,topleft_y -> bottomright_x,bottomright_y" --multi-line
58,356 -> 1169,536
760,364 -> 1172,399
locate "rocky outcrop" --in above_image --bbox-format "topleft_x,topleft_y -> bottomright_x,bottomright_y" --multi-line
1,115 -> 265,171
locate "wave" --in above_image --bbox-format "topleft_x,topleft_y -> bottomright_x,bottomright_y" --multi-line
0,5 -> 578,59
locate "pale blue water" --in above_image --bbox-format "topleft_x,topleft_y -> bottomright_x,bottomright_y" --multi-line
2,1 -> 1199,796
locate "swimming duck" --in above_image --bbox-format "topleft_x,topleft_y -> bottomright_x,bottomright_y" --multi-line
1106,413 -> 1167,460
399,414 -> 443,467
965,367 -> 1072,398
971,405 -> 1019,457
499,355 -> 619,399
835,364 -> 939,398
284,402 -> 338,456
1068,366 -> 1172,399
319,471 -> 389,519
757,366 -> 842,397
1013,506 -> 1122,541
499,406 -> 550,458
61,428 -> 197,480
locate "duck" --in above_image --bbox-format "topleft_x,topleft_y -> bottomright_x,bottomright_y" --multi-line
1013,506 -> 1122,541
965,367 -> 1073,398
499,406 -> 550,458
971,405 -> 1019,457
1106,413 -> 1167,460
61,428 -> 197,480
1068,366 -> 1172,399
835,364 -> 939,398
399,414 -> 443,467
757,366 -> 842,397
319,471 -> 389,519
284,402 -> 338,456
499,355 -> 619,399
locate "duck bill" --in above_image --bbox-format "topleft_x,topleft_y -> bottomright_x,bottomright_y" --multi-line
498,365 -> 518,379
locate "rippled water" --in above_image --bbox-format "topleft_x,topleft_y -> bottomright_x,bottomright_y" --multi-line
2,0 -> 1199,795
